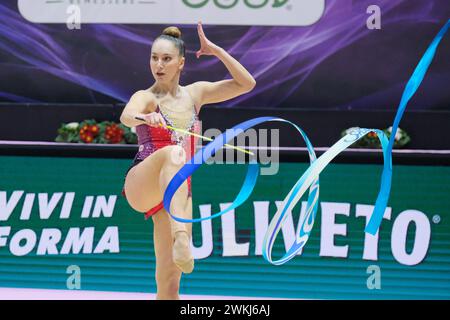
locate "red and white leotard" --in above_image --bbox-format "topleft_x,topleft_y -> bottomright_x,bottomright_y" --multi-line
121,103 -> 200,219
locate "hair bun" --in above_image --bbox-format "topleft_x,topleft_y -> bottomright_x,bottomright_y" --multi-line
162,26 -> 182,39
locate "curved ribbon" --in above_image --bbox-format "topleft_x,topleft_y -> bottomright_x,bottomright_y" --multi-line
163,20 -> 449,265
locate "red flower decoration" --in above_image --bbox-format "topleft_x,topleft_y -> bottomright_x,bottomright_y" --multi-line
104,124 -> 124,144
80,132 -> 94,143
89,125 -> 99,136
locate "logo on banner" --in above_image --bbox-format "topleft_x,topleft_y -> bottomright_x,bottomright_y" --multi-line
17,0 -> 325,26
182,0 -> 288,9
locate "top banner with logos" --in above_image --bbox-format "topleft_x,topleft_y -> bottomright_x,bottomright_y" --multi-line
18,0 -> 325,26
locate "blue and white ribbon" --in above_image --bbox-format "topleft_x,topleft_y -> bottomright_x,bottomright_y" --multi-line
163,20 -> 449,265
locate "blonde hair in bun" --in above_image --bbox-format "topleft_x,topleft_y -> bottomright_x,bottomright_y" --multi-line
162,26 -> 182,39
156,26 -> 185,57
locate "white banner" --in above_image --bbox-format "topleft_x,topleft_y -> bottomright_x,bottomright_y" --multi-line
18,0 -> 325,26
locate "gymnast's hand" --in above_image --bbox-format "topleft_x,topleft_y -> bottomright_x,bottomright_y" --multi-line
142,112 -> 167,128
196,21 -> 220,58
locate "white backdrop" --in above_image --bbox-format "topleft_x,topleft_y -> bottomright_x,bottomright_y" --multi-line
18,0 -> 325,26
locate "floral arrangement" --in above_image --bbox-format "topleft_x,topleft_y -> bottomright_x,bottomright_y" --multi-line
55,120 -> 137,144
341,126 -> 411,148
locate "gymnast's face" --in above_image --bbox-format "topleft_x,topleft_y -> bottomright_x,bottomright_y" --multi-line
150,39 -> 185,83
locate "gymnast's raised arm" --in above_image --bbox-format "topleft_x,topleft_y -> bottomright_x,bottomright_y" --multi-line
188,22 -> 256,112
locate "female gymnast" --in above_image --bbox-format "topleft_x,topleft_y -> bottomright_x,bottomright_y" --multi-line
120,22 -> 256,300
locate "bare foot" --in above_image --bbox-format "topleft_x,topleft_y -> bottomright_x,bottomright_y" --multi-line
172,231 -> 194,274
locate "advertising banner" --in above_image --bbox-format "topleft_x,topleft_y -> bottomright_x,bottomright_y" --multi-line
18,0 -> 325,26
1,155 -> 449,299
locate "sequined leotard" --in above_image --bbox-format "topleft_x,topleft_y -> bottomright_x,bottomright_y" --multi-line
121,103 -> 200,219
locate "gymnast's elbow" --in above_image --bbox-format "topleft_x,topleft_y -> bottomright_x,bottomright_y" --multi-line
119,113 -> 127,126
119,113 -> 133,128
241,78 -> 256,93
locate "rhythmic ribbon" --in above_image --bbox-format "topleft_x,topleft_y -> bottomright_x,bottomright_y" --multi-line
163,20 -> 449,265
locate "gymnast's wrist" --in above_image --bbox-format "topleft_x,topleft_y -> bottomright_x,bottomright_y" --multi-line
120,112 -> 144,127
134,112 -> 148,123
211,44 -> 224,56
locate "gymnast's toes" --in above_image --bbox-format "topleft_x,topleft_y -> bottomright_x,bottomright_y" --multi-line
173,231 -> 195,274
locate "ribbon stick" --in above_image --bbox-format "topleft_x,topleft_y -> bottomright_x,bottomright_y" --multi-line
162,20 -> 449,265
134,116 -> 254,156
